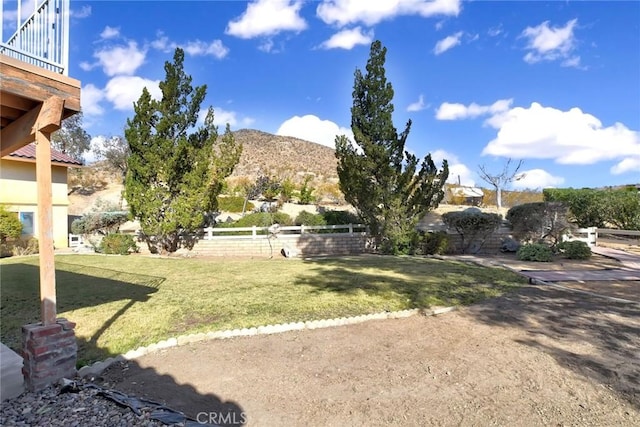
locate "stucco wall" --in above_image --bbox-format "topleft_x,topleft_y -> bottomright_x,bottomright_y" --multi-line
0,159 -> 71,248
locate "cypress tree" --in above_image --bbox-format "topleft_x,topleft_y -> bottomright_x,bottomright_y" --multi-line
335,40 -> 449,254
124,48 -> 241,253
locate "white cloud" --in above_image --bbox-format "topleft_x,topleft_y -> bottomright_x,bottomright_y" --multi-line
183,40 -> 229,59
319,27 -> 373,50
317,0 -> 461,27
100,26 -> 120,40
431,149 -> 475,186
104,76 -> 161,110
521,18 -> 580,66
277,114 -> 353,148
152,34 -> 229,59
407,94 -> 426,112
611,157 -> 640,175
435,99 -> 513,120
511,169 -> 564,190
79,61 -> 96,72
488,25 -> 503,37
258,39 -> 276,53
482,102 -> 640,167
81,83 -> 105,116
197,108 -> 255,129
433,31 -> 463,55
226,0 -> 307,39
70,5 -> 92,19
95,41 -> 146,76
85,135 -> 107,164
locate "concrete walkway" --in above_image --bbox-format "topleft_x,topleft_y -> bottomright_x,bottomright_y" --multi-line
0,343 -> 24,401
591,246 -> 640,270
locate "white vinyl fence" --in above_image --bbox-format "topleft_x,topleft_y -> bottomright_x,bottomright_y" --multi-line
565,227 -> 640,247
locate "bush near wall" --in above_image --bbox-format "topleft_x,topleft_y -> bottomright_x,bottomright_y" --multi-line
217,196 -> 254,213
506,201 -> 571,248
557,240 -> 591,260
223,212 -> 294,228
295,211 -> 327,226
442,210 -> 502,254
322,210 -> 361,226
99,233 -> 138,255
517,243 -> 553,262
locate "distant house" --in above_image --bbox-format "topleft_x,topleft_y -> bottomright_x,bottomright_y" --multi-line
448,186 -> 485,206
0,143 -> 82,248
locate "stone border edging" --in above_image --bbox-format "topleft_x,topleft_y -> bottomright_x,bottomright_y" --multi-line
77,306 -> 456,378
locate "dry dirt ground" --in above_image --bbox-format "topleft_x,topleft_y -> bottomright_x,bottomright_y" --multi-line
95,253 -> 640,427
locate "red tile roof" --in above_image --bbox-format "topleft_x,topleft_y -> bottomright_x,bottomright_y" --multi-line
5,143 -> 83,166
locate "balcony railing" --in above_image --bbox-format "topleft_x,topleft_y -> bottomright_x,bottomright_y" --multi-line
0,0 -> 69,75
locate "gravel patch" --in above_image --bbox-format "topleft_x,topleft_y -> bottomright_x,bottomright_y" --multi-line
0,379 -> 177,427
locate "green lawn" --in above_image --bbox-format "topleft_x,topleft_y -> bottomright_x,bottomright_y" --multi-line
0,254 -> 525,365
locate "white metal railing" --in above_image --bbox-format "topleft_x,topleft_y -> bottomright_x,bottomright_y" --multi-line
201,224 -> 368,240
0,0 -> 69,74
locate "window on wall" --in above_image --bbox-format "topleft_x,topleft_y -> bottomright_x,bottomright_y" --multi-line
19,212 -> 34,235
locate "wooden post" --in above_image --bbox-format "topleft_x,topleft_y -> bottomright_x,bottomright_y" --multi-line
35,129 -> 57,325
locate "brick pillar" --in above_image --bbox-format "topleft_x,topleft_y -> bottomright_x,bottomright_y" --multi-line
22,318 -> 77,392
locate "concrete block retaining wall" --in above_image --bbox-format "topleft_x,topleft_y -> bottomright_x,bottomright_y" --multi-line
137,233 -> 372,257
445,230 -> 512,255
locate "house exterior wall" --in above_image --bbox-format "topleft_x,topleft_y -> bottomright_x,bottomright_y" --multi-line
0,159 -> 71,248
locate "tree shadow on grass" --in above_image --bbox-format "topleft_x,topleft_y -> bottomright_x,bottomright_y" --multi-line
463,284 -> 640,409
295,254 -> 524,311
1,261 -> 247,425
0,261 -> 163,364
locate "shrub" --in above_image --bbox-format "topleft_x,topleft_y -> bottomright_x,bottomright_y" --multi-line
442,209 -> 502,254
295,211 -> 326,226
544,188 -> 607,228
217,196 -> 254,213
322,210 -> 360,225
231,212 -> 293,227
420,231 -> 450,255
298,176 -> 316,204
12,238 -> 39,256
71,211 -> 128,235
517,243 -> 553,262
0,206 -> 22,243
506,202 -> 546,241
506,201 -> 571,248
557,240 -> 592,260
99,233 -> 138,255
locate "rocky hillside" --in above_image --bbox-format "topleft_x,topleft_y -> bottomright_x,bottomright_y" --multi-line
69,130 -> 341,214
230,129 -> 338,182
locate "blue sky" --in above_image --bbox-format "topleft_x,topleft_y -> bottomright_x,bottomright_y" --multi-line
4,0 -> 639,189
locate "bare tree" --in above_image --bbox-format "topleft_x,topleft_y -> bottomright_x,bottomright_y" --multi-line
478,159 -> 524,209
94,135 -> 130,179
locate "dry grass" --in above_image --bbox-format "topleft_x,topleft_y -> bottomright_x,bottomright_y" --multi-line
0,254 -> 524,366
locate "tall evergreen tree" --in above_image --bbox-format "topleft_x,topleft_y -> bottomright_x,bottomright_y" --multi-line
335,40 -> 449,254
124,48 -> 242,254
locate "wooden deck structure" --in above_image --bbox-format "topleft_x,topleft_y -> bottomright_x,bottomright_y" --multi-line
1,54 -> 81,325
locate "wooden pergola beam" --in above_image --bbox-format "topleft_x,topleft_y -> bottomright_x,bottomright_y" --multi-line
0,96 -> 64,157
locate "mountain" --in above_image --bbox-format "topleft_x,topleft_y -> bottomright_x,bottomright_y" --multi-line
69,129 -> 341,215
230,129 -> 338,183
